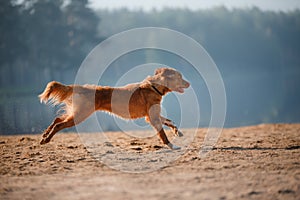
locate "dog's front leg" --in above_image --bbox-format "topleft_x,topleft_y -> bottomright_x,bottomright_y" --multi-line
160,116 -> 183,137
147,105 -> 181,150
151,119 -> 181,150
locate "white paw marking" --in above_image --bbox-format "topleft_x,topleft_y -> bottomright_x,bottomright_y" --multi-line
167,143 -> 181,150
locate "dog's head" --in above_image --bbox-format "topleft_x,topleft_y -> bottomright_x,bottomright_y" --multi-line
149,68 -> 190,94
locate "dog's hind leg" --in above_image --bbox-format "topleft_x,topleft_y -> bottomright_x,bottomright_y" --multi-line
160,116 -> 183,137
40,106 -> 94,145
40,117 -> 75,145
42,117 -> 64,138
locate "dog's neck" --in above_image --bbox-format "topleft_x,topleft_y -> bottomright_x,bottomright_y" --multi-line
143,76 -> 171,96
151,85 -> 164,96
144,81 -> 170,96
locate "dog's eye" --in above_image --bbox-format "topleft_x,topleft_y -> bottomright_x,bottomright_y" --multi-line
176,74 -> 182,79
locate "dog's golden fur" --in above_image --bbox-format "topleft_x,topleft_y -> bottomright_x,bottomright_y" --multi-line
39,68 -> 190,149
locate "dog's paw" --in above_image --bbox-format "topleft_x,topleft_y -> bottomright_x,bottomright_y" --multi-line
177,130 -> 183,137
40,138 -> 49,145
167,143 -> 181,150
173,130 -> 184,137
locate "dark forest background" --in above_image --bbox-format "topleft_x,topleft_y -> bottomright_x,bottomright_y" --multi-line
1,0 -> 300,134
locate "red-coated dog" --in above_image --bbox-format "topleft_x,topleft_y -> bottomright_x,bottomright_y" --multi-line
39,68 -> 190,149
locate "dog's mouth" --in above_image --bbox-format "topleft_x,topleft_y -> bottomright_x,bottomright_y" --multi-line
175,87 -> 185,93
175,81 -> 190,93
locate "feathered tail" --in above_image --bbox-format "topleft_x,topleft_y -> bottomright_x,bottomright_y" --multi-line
39,81 -> 72,105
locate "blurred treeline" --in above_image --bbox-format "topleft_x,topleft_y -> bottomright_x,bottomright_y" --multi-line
1,0 -> 102,134
0,0 -> 300,134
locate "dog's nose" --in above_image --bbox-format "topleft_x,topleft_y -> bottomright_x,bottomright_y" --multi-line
184,80 -> 190,88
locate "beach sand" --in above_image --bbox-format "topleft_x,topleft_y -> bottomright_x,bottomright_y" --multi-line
1,124 -> 299,199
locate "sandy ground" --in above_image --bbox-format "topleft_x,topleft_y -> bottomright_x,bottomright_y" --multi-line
0,124 -> 299,200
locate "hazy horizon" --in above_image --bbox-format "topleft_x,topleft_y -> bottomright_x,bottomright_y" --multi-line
89,0 -> 300,12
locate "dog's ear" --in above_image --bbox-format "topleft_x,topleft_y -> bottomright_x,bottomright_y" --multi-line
154,68 -> 164,75
155,68 -> 176,77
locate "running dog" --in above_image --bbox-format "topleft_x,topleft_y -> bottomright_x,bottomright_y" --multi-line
39,67 -> 190,150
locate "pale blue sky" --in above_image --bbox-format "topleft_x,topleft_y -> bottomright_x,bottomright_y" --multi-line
89,0 -> 300,11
